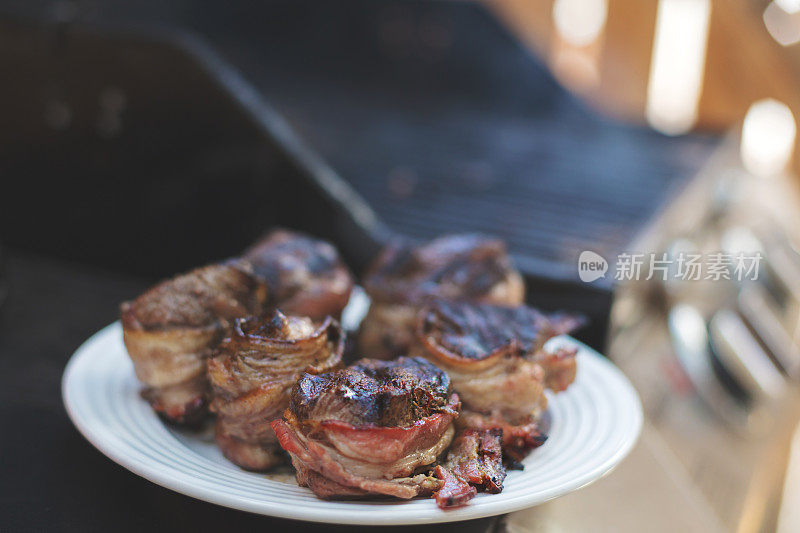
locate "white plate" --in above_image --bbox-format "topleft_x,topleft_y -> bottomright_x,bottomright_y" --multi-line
62,322 -> 642,525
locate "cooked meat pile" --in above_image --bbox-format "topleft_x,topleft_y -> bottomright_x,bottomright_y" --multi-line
207,311 -> 344,470
271,357 -> 461,501
120,230 -> 351,425
433,429 -> 506,508
413,300 -> 582,460
243,229 -> 354,321
359,234 -> 525,359
120,262 -> 268,425
118,228 -> 584,509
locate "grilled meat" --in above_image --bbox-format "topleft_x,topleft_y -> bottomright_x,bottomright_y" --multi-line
120,262 -> 267,425
272,357 -> 460,500
207,311 -> 344,470
243,229 -> 354,321
359,234 -> 525,358
433,428 -> 506,509
413,300 -> 582,458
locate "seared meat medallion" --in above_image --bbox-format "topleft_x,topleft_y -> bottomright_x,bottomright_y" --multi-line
413,300 -> 582,459
360,234 -> 525,358
207,311 -> 344,471
271,357 -> 460,500
120,262 -> 267,425
243,229 -> 354,321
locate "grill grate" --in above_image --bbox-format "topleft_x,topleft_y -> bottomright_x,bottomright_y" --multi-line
181,0 -> 716,283
0,0 -> 716,284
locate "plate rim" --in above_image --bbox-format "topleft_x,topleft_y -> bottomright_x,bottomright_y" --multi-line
62,321 -> 643,525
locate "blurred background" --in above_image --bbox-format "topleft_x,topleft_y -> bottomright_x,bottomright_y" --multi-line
2,1 -> 800,532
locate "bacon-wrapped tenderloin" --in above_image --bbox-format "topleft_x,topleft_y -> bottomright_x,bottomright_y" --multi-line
243,229 -> 354,321
207,311 -> 344,471
360,234 -> 525,359
413,300 -> 582,460
120,262 -> 267,425
271,357 -> 459,500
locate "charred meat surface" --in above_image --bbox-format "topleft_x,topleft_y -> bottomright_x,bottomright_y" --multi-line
243,229 -> 354,321
413,300 -> 582,458
207,311 -> 343,471
359,234 -> 525,358
434,428 -> 506,509
290,356 -> 454,427
120,262 -> 267,424
272,357 -> 460,500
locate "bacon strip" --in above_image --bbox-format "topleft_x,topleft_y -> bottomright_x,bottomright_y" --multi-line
318,411 -> 458,464
459,411 -> 547,462
272,419 -> 447,499
434,466 -> 477,508
433,429 -> 506,509
536,346 -> 579,392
